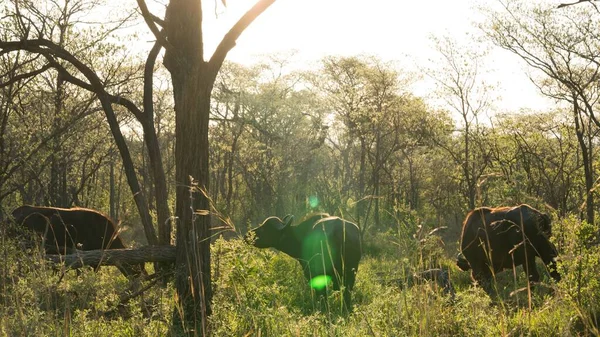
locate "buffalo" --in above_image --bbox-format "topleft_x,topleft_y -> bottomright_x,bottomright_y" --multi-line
457,204 -> 560,296
12,205 -> 144,277
246,213 -> 362,310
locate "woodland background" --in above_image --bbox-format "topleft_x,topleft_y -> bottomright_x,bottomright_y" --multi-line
1,0 -> 600,336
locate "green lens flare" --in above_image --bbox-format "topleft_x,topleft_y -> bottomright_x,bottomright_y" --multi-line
309,195 -> 319,208
310,275 -> 332,290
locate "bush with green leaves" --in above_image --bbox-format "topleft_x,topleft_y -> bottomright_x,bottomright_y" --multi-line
553,216 -> 600,335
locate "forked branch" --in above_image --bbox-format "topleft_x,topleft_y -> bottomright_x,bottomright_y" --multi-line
208,0 -> 276,79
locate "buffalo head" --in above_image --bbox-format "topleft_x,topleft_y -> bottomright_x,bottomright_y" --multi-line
245,214 -> 294,248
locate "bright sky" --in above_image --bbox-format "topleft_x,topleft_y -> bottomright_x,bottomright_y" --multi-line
155,0 -> 564,113
211,0 -> 476,60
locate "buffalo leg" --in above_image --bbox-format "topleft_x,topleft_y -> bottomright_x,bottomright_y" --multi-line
342,269 -> 357,312
341,286 -> 352,313
472,265 -> 495,297
524,250 -> 540,284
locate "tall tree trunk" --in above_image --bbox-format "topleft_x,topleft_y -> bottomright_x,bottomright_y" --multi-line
50,73 -> 64,207
226,132 -> 239,213
109,158 -> 116,220
61,164 -> 67,206
463,114 -> 476,211
373,134 -> 381,229
163,2 -> 211,334
408,155 -> 418,210
225,101 -> 242,214
155,0 -> 276,333
99,96 -> 158,246
171,72 -> 213,334
143,123 -> 172,247
573,96 -> 594,226
585,115 -> 594,226
357,138 -> 366,226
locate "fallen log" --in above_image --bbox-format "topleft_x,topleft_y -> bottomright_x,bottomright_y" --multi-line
45,245 -> 177,270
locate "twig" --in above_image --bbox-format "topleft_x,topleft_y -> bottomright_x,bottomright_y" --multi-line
557,0 -> 600,13
100,271 -> 173,318
119,272 -> 170,305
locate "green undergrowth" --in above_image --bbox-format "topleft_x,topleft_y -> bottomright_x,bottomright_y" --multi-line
1,217 -> 599,336
209,237 -> 583,337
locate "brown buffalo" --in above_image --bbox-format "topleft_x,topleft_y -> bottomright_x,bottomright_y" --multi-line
457,204 -> 560,296
12,205 -> 144,277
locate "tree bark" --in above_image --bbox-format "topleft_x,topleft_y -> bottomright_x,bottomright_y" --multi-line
463,111 -> 476,210
162,3 -> 211,333
357,138 -> 366,226
373,132 -> 381,229
161,0 -> 276,334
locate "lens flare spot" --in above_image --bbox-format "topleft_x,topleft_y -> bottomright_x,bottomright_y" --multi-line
310,275 -> 332,290
309,195 -> 319,208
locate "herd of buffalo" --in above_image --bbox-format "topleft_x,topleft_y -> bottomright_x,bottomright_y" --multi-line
5,203 -> 561,311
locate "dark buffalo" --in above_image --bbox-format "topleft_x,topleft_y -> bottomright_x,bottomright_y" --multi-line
12,205 -> 144,277
457,204 -> 560,296
246,213 -> 362,310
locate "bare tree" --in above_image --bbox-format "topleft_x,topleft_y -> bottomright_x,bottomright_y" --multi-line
484,0 -> 600,225
425,35 -> 494,211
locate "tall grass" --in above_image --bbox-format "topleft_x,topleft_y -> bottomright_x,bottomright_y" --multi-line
1,216 -> 598,336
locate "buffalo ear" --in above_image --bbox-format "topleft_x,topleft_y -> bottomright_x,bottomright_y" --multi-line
282,214 -> 294,229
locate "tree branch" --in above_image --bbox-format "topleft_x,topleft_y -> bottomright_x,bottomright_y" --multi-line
0,63 -> 52,88
46,59 -> 145,121
143,40 -> 162,121
208,0 -> 276,79
0,39 -> 145,121
136,0 -> 172,49
557,0 -> 599,12
151,14 -> 165,27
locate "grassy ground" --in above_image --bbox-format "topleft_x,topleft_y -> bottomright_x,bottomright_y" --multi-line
1,218 -> 599,336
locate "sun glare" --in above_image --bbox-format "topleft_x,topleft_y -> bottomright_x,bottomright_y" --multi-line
200,0 -> 552,112
310,275 -> 332,290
